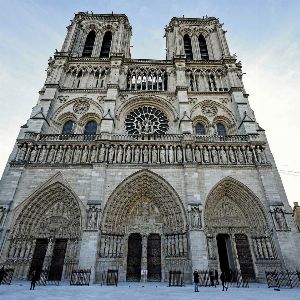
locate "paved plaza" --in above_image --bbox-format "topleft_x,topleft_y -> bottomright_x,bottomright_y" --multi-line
0,282 -> 299,300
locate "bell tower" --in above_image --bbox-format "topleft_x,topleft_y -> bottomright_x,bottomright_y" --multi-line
61,12 -> 132,58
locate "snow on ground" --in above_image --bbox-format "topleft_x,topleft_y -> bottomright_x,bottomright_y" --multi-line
0,282 -> 299,300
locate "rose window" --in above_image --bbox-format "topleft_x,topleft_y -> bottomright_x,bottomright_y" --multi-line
125,106 -> 169,134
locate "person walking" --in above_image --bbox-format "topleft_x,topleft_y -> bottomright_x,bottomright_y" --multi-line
0,266 -> 7,285
220,271 -> 228,291
30,270 -> 40,290
193,270 -> 200,292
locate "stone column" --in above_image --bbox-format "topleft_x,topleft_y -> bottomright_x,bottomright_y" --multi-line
141,234 -> 148,282
43,238 -> 55,271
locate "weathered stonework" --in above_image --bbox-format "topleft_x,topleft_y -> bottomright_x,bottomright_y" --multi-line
0,12 -> 299,283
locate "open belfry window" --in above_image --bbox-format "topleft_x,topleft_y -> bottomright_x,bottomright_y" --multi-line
100,31 -> 112,58
183,34 -> 193,60
82,30 -> 96,57
199,34 -> 209,59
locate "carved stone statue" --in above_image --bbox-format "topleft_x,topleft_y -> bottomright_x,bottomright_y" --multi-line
228,147 -> 236,163
38,146 -> 47,163
108,145 -> 115,163
81,145 -> 89,163
194,146 -> 201,163
237,147 -> 244,163
134,146 -> 140,163
274,207 -> 288,230
185,145 -> 193,162
73,146 -> 81,163
203,146 -> 209,163
246,147 -> 253,164
64,146 -> 72,163
211,146 -> 218,164
55,146 -> 63,163
125,145 -> 132,163
90,146 -> 97,162
160,146 -> 166,163
47,146 -> 55,163
29,146 -> 38,162
87,207 -> 98,229
143,146 -> 149,163
177,146 -> 182,163
168,146 -> 174,163
256,146 -> 265,164
152,146 -> 158,163
99,144 -> 106,162
17,144 -> 27,161
220,147 -> 227,164
116,146 -> 123,163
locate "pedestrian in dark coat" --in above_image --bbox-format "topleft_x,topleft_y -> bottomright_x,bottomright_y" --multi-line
220,271 -> 228,291
193,270 -> 199,292
30,270 -> 40,290
0,266 -> 7,285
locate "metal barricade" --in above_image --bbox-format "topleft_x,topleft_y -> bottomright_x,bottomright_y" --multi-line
168,270 -> 184,287
70,269 -> 91,286
0,268 -> 14,285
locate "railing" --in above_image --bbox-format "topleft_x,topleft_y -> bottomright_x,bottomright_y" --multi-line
22,132 -> 260,143
14,133 -> 269,167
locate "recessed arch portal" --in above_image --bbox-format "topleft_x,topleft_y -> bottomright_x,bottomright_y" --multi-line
98,170 -> 190,282
6,180 -> 83,280
204,177 -> 275,280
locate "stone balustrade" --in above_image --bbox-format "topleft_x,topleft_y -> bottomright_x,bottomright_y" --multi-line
13,133 -> 269,167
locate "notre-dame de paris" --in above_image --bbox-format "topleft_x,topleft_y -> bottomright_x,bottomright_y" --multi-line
0,12 -> 299,283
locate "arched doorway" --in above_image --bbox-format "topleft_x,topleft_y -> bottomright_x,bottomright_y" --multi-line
204,177 -> 278,280
98,170 -> 189,282
6,181 -> 83,280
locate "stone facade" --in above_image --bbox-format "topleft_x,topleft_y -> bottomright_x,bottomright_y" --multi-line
0,12 -> 299,283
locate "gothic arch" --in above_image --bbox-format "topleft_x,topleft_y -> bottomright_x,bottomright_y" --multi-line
6,173 -> 85,279
116,95 -> 178,122
204,177 -> 269,235
101,170 -> 187,235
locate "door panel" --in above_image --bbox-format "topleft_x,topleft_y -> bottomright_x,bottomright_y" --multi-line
48,239 -> 68,281
147,234 -> 161,281
29,239 -> 48,277
235,234 -> 255,280
126,234 -> 142,281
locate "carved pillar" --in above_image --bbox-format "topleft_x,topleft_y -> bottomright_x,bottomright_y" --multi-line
141,234 -> 148,282
42,238 -> 55,271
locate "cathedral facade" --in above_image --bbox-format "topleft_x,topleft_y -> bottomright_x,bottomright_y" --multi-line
0,12 -> 299,283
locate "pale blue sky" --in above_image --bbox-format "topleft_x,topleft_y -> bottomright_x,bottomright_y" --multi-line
0,0 -> 300,206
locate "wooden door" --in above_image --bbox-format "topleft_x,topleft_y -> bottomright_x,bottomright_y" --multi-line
48,239 -> 68,281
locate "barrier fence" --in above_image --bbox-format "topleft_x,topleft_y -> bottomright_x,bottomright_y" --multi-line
266,270 -> 300,288
70,269 -> 91,286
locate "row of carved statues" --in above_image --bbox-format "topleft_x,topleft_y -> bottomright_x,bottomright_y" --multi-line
15,142 -> 269,165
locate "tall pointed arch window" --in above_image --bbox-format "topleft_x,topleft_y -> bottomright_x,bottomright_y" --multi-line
82,31 -> 96,57
216,123 -> 226,137
84,121 -> 97,135
198,35 -> 209,60
62,120 -> 74,135
100,31 -> 112,58
183,34 -> 193,60
195,123 -> 206,135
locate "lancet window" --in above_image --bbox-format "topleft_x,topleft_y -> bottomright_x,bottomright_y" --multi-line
198,35 -> 209,60
216,123 -> 226,137
62,120 -> 74,135
195,123 -> 206,135
100,31 -> 112,58
82,31 -> 96,57
84,121 -> 97,135
184,34 -> 193,60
